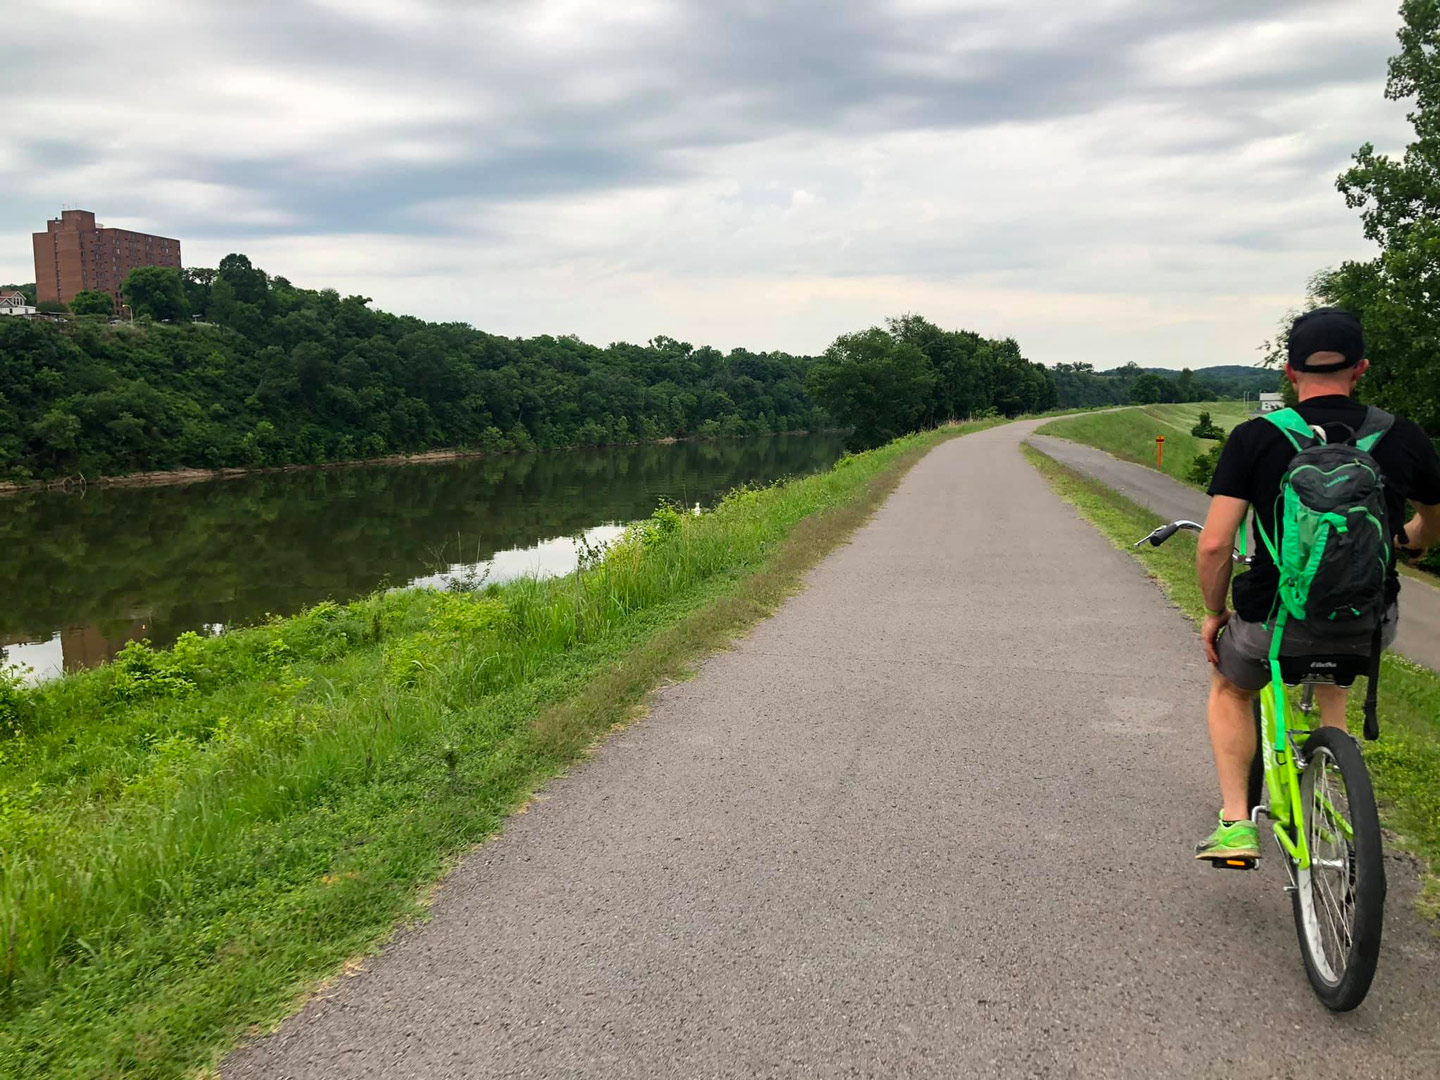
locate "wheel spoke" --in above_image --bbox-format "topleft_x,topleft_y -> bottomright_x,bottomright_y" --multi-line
1290,730 -> 1383,1010
1317,767 -> 1351,963
1314,866 -> 1341,956
1303,748 -> 1358,979
1317,866 -> 1351,952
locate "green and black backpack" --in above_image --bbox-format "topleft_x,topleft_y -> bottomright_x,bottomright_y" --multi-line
1254,406 -> 1395,734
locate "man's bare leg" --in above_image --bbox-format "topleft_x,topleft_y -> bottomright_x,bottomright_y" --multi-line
1208,669 -> 1258,821
1312,682 -> 1349,730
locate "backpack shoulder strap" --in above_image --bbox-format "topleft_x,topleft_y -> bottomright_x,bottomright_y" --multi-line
1352,406 -> 1395,453
1261,407 -> 1318,453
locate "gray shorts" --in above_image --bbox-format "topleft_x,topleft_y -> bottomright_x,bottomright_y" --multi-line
1215,605 -> 1398,692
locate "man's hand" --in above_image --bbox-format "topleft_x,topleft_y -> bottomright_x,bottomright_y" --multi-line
1400,504 -> 1440,556
1202,609 -> 1232,666
1397,524 -> 1429,558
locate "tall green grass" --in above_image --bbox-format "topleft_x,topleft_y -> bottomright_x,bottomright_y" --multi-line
1036,402 -> 1253,485
0,421 -> 990,1079
1025,444 -> 1440,917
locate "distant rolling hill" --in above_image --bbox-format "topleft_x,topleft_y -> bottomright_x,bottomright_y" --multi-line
1120,364 -> 1274,382
1124,365 -> 1277,393
1049,362 -> 1277,409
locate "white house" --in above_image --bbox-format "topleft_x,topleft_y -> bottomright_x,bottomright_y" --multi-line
1258,392 -> 1285,413
0,289 -> 35,316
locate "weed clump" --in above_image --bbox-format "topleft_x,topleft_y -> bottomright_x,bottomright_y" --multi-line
0,665 -> 29,740
636,498 -> 685,548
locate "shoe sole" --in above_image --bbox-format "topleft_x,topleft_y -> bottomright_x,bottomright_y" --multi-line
1195,848 -> 1261,861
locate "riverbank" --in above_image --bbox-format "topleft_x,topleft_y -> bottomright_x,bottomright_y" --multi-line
0,419 -> 997,1079
1,433 -> 851,684
1024,445 -> 1440,918
0,430 -> 830,498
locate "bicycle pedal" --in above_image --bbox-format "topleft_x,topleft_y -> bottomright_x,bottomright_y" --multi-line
1205,857 -> 1260,871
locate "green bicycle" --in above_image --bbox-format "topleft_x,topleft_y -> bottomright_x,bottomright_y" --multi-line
1138,519 -> 1386,1012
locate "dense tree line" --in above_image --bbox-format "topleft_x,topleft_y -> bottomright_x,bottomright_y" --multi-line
806,315 -> 1057,448
1,244 -> 1282,479
0,255 -> 831,482
0,254 -> 1070,478
1049,362 -> 1275,409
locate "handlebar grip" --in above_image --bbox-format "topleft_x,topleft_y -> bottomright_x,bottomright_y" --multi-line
1149,522 -> 1181,546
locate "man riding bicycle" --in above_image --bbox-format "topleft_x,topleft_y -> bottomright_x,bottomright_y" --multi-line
1194,308 -> 1440,861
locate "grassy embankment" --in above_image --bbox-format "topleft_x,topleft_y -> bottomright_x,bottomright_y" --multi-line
1035,401 -> 1253,485
0,419 -> 997,1079
1040,402 -> 1440,582
1024,445 -> 1440,917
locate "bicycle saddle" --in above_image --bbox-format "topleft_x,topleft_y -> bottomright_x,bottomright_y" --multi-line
1277,654 -> 1371,687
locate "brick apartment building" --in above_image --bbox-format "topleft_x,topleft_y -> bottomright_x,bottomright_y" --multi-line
33,209 -> 182,307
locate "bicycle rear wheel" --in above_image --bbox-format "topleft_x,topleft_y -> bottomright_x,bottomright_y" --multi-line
1291,726 -> 1385,1011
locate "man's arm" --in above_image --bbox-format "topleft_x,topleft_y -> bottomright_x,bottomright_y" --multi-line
1197,495 -> 1249,664
1395,418 -> 1440,553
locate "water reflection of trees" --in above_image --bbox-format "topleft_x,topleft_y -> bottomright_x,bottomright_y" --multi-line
1,435 -> 845,654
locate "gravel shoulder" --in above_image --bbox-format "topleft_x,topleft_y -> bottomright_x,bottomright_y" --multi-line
226,421 -> 1440,1080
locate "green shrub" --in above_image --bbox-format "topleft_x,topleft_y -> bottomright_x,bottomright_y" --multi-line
1187,443 -> 1225,487
1189,411 -> 1226,440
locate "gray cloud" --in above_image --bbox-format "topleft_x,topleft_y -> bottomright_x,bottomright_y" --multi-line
0,0 -> 1413,367
3,0 -> 1379,233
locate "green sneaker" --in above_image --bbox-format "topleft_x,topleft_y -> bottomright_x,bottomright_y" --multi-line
1195,815 -> 1260,861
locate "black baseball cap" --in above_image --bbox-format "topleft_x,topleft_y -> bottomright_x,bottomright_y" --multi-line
1287,307 -> 1364,372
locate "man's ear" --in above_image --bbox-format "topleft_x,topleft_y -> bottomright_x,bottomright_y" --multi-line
1284,363 -> 1300,386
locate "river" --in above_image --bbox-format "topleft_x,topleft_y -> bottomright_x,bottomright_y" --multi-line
1,434 -> 847,680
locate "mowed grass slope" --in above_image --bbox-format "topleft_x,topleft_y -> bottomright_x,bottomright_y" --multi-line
1025,445 -> 1440,917
1036,402 -> 1253,486
0,421 -> 994,1080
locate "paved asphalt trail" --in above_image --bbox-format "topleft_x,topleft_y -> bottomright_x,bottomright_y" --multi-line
226,421 -> 1440,1080
1028,433 -> 1440,673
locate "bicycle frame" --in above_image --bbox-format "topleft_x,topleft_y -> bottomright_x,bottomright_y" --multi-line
1256,685 -> 1312,872
1131,518 -> 1320,870
1135,516 -> 1387,1010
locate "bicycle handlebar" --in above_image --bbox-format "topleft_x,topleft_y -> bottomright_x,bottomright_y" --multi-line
1133,520 -> 1250,564
1132,520 -> 1203,548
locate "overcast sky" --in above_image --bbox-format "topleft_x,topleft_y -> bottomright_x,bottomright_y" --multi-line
0,0 -> 1412,369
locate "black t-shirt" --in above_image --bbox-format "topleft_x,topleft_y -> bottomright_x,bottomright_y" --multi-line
1208,395 -> 1440,622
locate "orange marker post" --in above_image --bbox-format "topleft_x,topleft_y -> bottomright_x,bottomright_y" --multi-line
1156,434 -> 1165,469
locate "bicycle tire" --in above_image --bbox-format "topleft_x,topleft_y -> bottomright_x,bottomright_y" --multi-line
1247,698 -> 1264,814
1290,726 -> 1386,1011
